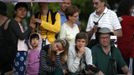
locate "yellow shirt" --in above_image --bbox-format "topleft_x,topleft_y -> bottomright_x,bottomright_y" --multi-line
40,12 -> 61,43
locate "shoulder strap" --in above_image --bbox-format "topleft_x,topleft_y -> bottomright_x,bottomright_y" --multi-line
106,46 -> 117,75
4,19 -> 11,30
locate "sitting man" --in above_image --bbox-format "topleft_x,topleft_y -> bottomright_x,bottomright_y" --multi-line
91,27 -> 131,75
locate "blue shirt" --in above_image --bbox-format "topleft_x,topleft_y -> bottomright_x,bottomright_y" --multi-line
58,11 -> 67,25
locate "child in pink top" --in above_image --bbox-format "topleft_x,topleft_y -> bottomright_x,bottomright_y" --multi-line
26,33 -> 42,75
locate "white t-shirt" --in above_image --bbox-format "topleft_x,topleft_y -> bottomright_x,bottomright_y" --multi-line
17,39 -> 28,51
17,23 -> 28,51
86,7 -> 121,39
59,23 -> 79,45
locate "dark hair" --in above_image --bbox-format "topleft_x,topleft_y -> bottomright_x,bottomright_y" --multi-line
30,33 -> 39,42
117,0 -> 134,16
75,32 -> 88,53
0,1 -> 7,16
65,5 -> 79,20
15,2 -> 28,11
75,32 -> 89,45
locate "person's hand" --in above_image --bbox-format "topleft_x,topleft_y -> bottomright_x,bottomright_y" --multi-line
30,16 -> 36,29
56,50 -> 64,55
63,69 -> 68,74
93,25 -> 98,33
34,18 -> 42,24
126,72 -> 132,75
96,71 -> 104,75
85,69 -> 94,75
30,22 -> 36,29
77,46 -> 85,58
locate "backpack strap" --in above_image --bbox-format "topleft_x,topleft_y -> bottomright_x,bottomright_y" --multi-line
4,18 -> 11,30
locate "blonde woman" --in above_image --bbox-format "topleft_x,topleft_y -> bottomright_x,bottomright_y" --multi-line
39,39 -> 69,75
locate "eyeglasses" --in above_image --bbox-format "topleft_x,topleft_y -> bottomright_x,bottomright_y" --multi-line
100,36 -> 110,40
72,15 -> 79,18
92,2 -> 99,5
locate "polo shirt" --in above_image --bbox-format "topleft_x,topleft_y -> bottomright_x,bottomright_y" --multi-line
86,7 -> 121,40
91,44 -> 126,75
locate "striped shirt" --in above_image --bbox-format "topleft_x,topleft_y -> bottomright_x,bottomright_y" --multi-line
39,45 -> 66,74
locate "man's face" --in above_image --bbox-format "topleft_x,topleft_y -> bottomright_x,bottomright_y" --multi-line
60,0 -> 71,12
92,0 -> 105,13
99,33 -> 110,47
15,7 -> 27,19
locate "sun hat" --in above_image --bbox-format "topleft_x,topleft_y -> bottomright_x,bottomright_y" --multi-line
98,27 -> 114,35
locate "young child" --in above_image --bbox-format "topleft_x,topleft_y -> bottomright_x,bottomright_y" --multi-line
26,33 -> 42,75
67,32 -> 93,75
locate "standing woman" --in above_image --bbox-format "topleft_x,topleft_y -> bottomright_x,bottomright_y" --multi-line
59,5 -> 80,45
4,3 -> 32,75
39,39 -> 69,75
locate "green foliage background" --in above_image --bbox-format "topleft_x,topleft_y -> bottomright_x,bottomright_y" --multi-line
6,0 -> 94,31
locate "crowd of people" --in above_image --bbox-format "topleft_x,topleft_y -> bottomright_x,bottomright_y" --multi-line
0,0 -> 134,75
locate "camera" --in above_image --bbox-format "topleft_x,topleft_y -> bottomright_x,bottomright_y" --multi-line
93,21 -> 98,25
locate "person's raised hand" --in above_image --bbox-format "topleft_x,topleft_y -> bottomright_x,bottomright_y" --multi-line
56,50 -> 64,55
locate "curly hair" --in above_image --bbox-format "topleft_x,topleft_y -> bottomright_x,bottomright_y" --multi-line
65,5 -> 79,20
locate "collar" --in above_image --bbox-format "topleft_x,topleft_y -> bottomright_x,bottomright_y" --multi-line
96,44 -> 111,55
93,7 -> 108,17
97,42 -> 115,48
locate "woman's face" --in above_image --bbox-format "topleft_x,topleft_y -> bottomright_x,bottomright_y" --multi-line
76,39 -> 86,49
69,12 -> 79,23
52,42 -> 64,51
15,7 -> 27,19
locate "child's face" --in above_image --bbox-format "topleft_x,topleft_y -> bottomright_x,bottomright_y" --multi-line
31,38 -> 39,48
76,39 -> 86,49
